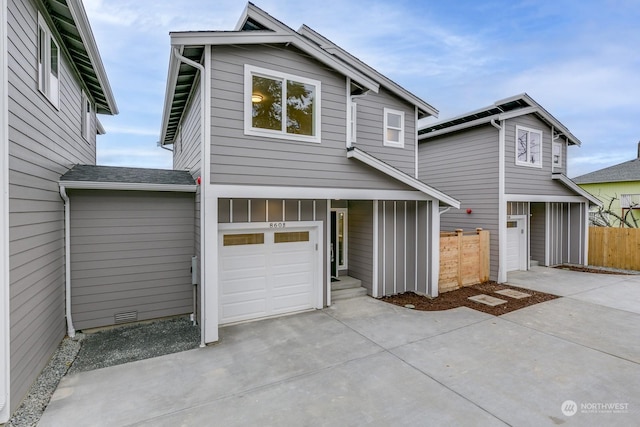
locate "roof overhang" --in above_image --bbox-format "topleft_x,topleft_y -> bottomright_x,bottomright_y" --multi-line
419,94 -> 580,146
59,180 -> 197,193
44,0 -> 117,115
347,147 -> 460,208
552,173 -> 602,207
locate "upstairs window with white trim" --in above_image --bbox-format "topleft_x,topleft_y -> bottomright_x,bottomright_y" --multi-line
81,92 -> 92,141
244,65 -> 321,143
515,125 -> 542,168
38,13 -> 60,108
383,108 -> 404,148
552,141 -> 562,170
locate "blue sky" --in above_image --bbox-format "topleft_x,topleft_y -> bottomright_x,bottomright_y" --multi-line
84,0 -> 640,178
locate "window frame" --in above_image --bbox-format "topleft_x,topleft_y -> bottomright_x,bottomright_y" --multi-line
383,107 -> 405,148
37,12 -> 60,109
552,141 -> 562,170
515,125 -> 543,168
244,64 -> 321,143
81,91 -> 92,142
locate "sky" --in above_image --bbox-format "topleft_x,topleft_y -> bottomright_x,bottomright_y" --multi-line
83,0 -> 640,178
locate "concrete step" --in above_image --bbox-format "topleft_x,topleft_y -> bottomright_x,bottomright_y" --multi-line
332,286 -> 368,301
530,259 -> 540,267
331,276 -> 361,291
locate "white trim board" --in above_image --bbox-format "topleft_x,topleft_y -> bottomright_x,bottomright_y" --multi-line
505,194 -> 590,203
1,0 -> 10,419
58,181 -> 197,193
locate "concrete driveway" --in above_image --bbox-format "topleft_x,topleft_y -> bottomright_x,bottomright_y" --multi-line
39,267 -> 639,426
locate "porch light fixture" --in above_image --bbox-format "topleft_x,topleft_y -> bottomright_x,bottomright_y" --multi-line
251,94 -> 263,103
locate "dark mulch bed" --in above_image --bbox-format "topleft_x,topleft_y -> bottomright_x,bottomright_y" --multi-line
380,281 -> 558,316
554,265 -> 635,275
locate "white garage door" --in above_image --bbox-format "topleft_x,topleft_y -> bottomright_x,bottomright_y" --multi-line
219,227 -> 318,324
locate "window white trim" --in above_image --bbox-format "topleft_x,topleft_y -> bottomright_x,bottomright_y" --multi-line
244,64 -> 321,143
552,141 -> 562,170
37,12 -> 60,109
81,91 -> 92,142
383,107 -> 404,148
515,125 -> 542,168
349,101 -> 357,145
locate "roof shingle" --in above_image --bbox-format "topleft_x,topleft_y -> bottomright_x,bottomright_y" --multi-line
60,165 -> 195,186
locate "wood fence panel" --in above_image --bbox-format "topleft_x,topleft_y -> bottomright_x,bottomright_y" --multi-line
588,227 -> 640,270
439,229 -> 490,293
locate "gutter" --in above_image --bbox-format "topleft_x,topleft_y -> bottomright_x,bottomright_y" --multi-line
58,185 -> 75,339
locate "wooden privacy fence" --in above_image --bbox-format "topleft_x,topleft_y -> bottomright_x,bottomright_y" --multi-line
589,227 -> 640,270
439,229 -> 490,293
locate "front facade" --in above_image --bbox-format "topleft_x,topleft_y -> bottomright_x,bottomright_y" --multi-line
418,94 -> 600,283
1,0 -> 116,420
573,149 -> 640,227
160,3 -> 459,344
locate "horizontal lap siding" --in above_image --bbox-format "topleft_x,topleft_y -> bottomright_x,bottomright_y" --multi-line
69,191 -> 195,329
209,45 -> 409,191
530,203 -> 546,265
7,0 -> 97,412
419,125 -> 500,279
347,201 -> 373,294
505,115 -> 575,196
355,88 -> 416,176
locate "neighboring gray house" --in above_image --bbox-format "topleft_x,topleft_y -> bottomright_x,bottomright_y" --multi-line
159,3 -> 459,344
0,0 -> 117,421
418,94 -> 601,283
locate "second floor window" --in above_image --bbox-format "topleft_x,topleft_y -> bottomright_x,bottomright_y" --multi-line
383,108 -> 404,148
516,125 -> 542,168
552,141 -> 562,169
244,65 -> 321,143
81,92 -> 92,141
38,13 -> 60,109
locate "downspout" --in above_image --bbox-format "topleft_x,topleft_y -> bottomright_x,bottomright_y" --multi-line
59,185 -> 75,338
172,47 -> 207,348
492,118 -> 506,283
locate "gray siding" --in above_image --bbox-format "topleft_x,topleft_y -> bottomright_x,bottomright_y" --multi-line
209,44 -> 412,191
7,0 -> 97,411
419,124 -> 501,280
504,114 -> 575,196
354,87 -> 417,176
347,201 -> 373,293
69,191 -> 195,330
530,202 -> 546,265
173,81 -> 201,176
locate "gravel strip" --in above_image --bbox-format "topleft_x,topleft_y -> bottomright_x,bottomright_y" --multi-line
6,316 -> 200,426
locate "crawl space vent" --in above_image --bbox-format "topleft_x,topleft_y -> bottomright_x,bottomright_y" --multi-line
114,311 -> 138,324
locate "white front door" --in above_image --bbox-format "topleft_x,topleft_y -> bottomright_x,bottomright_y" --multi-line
506,217 -> 527,271
219,225 -> 319,324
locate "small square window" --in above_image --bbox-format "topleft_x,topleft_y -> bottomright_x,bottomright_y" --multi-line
37,13 -> 60,109
383,108 -> 404,148
515,125 -> 542,168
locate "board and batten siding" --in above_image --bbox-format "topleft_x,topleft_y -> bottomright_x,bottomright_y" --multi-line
69,190 -> 195,330
208,44 -> 412,191
419,124 -> 501,280
504,114 -> 575,196
354,87 -> 417,176
7,0 -> 98,411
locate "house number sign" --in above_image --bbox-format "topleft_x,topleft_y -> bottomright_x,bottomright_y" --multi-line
269,222 -> 286,228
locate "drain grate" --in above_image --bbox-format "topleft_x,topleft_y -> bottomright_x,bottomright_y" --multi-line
114,311 -> 138,324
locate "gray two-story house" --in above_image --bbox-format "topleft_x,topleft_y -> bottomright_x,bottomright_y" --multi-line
418,94 -> 600,283
160,3 -> 459,344
0,0 -> 116,420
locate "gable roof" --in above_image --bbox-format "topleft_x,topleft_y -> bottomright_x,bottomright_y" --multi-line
161,2 -> 435,145
573,158 -> 640,184
552,173 -> 602,207
60,165 -> 196,192
418,94 -> 580,146
44,0 -> 117,115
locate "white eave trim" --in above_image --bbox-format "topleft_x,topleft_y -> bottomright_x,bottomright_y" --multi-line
551,173 -> 602,207
66,0 -> 118,114
347,147 -> 460,208
169,32 -> 380,94
59,181 -> 197,193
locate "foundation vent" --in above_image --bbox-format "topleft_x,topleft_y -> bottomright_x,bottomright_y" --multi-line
114,311 -> 138,324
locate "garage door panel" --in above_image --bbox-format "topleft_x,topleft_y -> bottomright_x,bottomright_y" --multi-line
219,227 -> 318,325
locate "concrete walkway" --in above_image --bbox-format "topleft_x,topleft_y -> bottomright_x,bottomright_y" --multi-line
39,267 -> 639,426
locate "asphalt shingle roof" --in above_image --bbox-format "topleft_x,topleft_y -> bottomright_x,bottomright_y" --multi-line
60,165 -> 195,186
572,158 -> 640,184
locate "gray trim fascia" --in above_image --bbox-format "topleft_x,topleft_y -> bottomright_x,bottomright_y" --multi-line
59,181 -> 197,193
347,147 -> 460,208
551,173 -> 602,207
